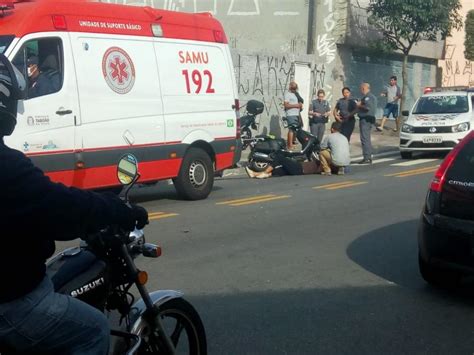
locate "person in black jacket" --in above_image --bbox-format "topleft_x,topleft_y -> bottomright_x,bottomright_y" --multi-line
0,55 -> 148,354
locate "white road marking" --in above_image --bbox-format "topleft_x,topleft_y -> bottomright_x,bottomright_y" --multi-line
391,159 -> 439,167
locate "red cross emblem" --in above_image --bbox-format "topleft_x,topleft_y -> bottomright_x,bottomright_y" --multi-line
102,47 -> 136,94
109,57 -> 129,84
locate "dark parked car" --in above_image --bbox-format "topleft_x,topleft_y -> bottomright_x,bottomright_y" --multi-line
418,130 -> 474,287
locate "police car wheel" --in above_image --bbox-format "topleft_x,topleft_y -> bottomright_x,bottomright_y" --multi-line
400,151 -> 412,159
173,147 -> 214,200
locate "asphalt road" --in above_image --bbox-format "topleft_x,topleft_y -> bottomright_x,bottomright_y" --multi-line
58,153 -> 474,354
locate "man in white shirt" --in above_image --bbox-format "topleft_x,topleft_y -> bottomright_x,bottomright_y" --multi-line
284,81 -> 302,149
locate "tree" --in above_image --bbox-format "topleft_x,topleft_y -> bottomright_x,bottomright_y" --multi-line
465,10 -> 474,61
367,0 -> 462,126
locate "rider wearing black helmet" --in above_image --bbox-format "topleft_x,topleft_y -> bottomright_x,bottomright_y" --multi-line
0,55 -> 148,354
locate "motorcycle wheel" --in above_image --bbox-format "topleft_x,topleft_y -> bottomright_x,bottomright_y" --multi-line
249,159 -> 269,172
137,298 -> 207,355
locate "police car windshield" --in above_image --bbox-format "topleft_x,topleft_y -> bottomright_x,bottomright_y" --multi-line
413,95 -> 469,114
0,35 -> 13,54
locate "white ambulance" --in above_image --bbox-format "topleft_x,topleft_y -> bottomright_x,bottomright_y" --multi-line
399,88 -> 474,159
0,0 -> 241,200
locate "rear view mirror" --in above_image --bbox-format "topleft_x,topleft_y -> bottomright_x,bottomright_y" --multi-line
402,110 -> 409,117
117,154 -> 139,185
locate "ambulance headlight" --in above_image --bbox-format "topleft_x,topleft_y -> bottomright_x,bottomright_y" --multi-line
401,124 -> 415,133
452,122 -> 470,133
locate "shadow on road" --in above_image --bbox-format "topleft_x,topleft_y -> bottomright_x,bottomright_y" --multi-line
190,284 -> 474,354
347,219 -> 474,298
128,182 -> 223,203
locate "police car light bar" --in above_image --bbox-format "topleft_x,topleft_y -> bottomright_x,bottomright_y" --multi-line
423,86 -> 471,94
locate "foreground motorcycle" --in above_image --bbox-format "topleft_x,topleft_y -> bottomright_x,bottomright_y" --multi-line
4,155 -> 207,354
240,100 -> 264,149
248,127 -> 320,172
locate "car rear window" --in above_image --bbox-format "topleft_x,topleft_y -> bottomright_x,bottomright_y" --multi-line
413,95 -> 469,114
441,139 -> 474,220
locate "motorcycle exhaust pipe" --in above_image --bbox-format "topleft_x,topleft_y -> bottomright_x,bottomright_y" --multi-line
251,152 -> 273,162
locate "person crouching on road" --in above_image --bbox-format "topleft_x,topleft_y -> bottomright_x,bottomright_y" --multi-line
319,121 -> 351,176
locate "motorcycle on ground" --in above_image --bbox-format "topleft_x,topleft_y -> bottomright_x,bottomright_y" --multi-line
247,127 -> 321,172
2,155 -> 207,355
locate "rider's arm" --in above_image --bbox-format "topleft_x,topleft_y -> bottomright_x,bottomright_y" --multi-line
5,149 -> 139,241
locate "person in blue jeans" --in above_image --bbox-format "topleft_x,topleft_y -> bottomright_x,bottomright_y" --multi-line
0,55 -> 148,354
377,75 -> 401,132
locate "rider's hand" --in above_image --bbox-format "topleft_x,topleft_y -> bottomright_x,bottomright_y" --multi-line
130,204 -> 149,229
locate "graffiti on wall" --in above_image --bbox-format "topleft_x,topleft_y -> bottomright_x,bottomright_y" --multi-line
316,0 -> 337,65
235,54 -> 294,117
441,44 -> 474,87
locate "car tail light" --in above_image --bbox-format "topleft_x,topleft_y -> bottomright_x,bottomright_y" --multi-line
430,131 -> 474,192
234,99 -> 241,139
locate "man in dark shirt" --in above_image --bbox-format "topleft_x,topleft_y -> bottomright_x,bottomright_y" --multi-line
27,56 -> 59,98
334,87 -> 358,142
0,55 -> 148,354
357,82 -> 377,164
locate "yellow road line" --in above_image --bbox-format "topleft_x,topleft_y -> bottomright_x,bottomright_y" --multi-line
149,212 -> 166,217
149,213 -> 179,221
394,167 -> 438,178
326,181 -> 368,190
313,180 -> 358,190
229,195 -> 291,206
384,165 -> 439,178
217,194 -> 278,205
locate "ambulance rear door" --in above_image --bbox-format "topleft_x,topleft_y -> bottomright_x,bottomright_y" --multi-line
7,32 -> 79,185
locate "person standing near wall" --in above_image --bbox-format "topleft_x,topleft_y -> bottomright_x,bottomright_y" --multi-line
357,83 -> 377,164
284,81 -> 303,150
308,89 -> 331,143
334,87 -> 357,142
377,75 -> 401,133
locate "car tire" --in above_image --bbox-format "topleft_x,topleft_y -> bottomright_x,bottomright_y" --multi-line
173,147 -> 214,200
418,252 -> 461,288
400,151 -> 412,159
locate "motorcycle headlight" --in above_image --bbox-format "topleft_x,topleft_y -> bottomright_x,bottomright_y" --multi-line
401,124 -> 414,133
452,122 -> 470,133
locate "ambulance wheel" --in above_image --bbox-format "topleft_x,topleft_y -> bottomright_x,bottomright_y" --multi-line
173,148 -> 214,200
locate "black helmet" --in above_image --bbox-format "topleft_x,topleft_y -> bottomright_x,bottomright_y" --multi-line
0,54 -> 26,136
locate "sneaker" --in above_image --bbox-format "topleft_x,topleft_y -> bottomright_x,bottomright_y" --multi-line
358,159 -> 372,165
337,167 -> 345,175
256,172 -> 271,179
376,126 -> 383,132
321,171 -> 332,176
245,166 -> 257,178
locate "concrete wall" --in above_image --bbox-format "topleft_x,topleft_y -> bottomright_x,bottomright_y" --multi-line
438,0 -> 474,87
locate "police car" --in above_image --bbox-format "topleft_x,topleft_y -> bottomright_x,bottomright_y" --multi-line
399,87 -> 473,159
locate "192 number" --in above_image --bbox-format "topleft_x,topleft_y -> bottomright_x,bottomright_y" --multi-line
182,69 -> 215,94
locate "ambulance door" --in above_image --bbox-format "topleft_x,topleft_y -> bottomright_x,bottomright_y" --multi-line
7,33 -> 79,184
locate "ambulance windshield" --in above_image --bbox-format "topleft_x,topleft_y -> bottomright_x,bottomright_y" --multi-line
0,35 -> 13,54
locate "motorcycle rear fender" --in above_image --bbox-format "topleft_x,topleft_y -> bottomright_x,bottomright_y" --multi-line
129,290 -> 184,333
